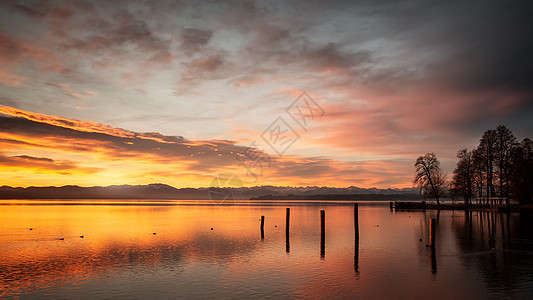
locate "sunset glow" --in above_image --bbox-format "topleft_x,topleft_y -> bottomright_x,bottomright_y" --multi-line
1,0 -> 532,189
2,1 -> 533,299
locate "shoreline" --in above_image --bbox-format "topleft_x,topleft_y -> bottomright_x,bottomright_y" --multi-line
394,201 -> 533,212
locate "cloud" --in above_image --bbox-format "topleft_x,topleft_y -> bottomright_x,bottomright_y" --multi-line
63,10 -> 173,64
0,154 -> 100,174
0,106 -> 267,182
0,0 -> 532,188
180,28 -> 213,53
0,70 -> 27,87
0,105 -> 416,187
0,0 -> 76,20
384,0 -> 533,94
176,53 -> 227,94
0,32 -> 25,62
0,105 -> 139,138
298,43 -> 373,76
45,82 -> 97,99
267,156 -> 413,188
0,96 -> 19,108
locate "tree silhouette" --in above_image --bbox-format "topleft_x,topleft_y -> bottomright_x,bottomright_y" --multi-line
472,147 -> 485,203
414,153 -> 446,204
495,125 -> 517,206
510,138 -> 533,204
476,129 -> 497,203
452,149 -> 474,205
451,125 -> 532,206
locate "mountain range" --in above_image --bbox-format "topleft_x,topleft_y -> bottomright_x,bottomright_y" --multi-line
0,184 -> 421,200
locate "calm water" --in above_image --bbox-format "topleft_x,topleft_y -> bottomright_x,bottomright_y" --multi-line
1,200 -> 533,299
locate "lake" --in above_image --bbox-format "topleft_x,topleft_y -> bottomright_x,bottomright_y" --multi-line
1,200 -> 533,299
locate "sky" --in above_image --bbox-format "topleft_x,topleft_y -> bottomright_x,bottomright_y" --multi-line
0,0 -> 532,188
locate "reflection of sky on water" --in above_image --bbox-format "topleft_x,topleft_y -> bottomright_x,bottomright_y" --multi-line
1,202 -> 532,298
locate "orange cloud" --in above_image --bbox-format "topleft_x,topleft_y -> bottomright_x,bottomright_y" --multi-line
0,154 -> 101,174
45,83 -> 98,99
0,70 -> 28,87
0,105 -> 419,188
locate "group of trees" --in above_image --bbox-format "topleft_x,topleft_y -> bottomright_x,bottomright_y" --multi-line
414,125 -> 533,205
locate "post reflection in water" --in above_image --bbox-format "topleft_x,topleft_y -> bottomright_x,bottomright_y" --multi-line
1,201 -> 533,299
428,218 -> 437,275
354,237 -> 359,275
430,245 -> 437,275
285,230 -> 290,253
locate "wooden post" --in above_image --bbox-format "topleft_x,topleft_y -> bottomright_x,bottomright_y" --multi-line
286,208 -> 290,253
321,210 -> 325,233
354,203 -> 359,242
286,208 -> 290,235
429,218 -> 436,248
260,215 -> 265,239
354,203 -> 359,273
389,201 -> 393,210
320,210 -> 325,258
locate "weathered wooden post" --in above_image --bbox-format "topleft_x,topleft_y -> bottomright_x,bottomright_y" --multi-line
260,215 -> 265,239
354,203 -> 359,272
286,208 -> 290,235
286,208 -> 290,253
320,210 -> 325,258
354,203 -> 359,242
429,218 -> 436,248
389,201 -> 393,211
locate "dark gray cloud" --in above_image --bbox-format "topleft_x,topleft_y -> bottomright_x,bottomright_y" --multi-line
180,28 -> 213,53
386,0 -> 533,93
0,31 -> 25,61
2,0 -> 532,93
0,96 -> 19,108
0,0 -> 69,19
65,10 -> 172,63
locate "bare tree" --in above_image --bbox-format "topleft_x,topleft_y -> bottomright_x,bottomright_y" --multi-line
495,125 -> 517,206
477,129 -> 497,204
452,149 -> 474,205
472,147 -> 485,204
510,138 -> 533,204
414,153 -> 446,205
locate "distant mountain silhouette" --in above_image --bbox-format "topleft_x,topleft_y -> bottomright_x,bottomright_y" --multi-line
249,193 -> 421,201
0,184 -> 420,200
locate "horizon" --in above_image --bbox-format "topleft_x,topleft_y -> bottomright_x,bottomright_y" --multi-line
0,182 -> 418,190
2,1 -> 533,299
1,0 -> 532,189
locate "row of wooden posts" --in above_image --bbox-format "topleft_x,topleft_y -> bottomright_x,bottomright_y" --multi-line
260,204 -> 436,245
259,204 -> 437,261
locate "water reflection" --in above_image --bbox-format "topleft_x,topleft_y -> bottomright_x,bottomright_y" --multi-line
430,246 -> 437,274
450,210 -> 533,298
354,238 -> 359,275
0,202 -> 532,298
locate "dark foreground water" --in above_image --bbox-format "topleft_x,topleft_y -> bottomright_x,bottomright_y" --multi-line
1,200 -> 533,299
